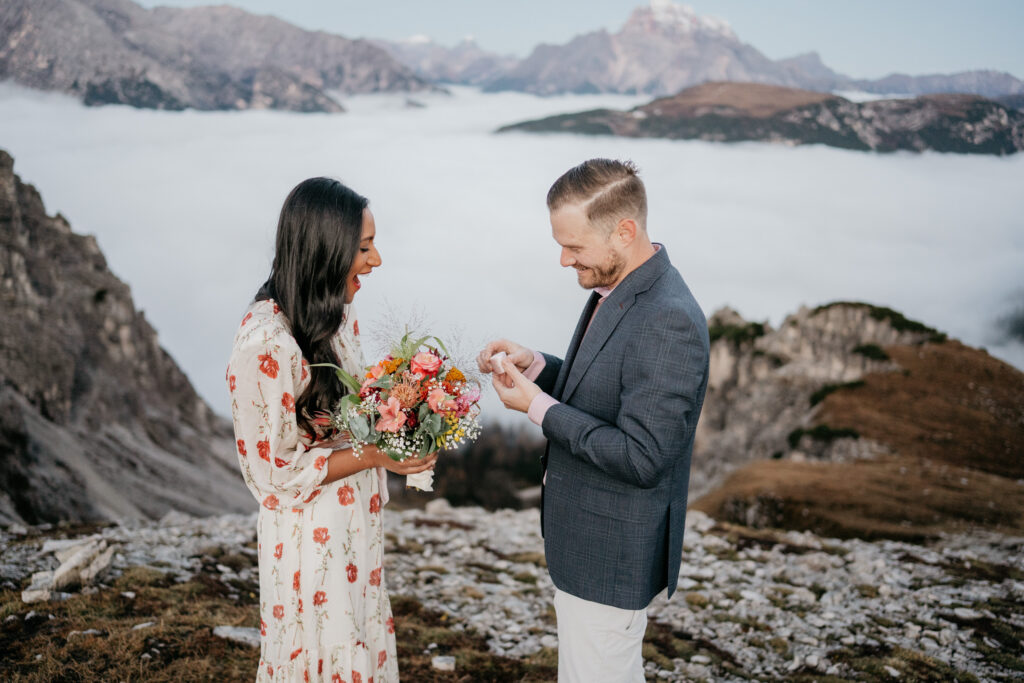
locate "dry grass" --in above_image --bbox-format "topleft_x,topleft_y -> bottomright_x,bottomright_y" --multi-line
693,340 -> 1024,541
0,574 -> 557,682
643,82 -> 838,119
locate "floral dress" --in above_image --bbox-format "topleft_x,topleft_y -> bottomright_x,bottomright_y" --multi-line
226,299 -> 397,683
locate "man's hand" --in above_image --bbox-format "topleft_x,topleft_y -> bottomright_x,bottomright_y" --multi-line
492,358 -> 542,413
477,339 -> 535,381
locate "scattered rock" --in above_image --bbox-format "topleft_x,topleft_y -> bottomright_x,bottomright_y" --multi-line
212,626 -> 261,648
431,655 -> 456,672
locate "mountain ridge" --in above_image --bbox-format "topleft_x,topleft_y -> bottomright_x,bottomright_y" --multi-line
497,81 -> 1024,155
0,147 -> 252,524
0,0 -> 430,111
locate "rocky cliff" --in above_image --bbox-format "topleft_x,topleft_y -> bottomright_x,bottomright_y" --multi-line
498,82 -> 1024,155
690,302 -> 1024,540
0,148 -> 252,524
0,0 -> 429,112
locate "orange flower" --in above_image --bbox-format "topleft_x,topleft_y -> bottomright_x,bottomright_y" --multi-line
313,590 -> 327,607
313,527 -> 330,544
444,367 -> 465,383
388,382 -> 420,410
346,563 -> 358,583
263,494 -> 279,510
228,375 -> 237,392
236,439 -> 246,455
338,485 -> 355,506
282,392 -> 295,412
369,494 -> 381,514
369,567 -> 381,586
410,351 -> 442,377
258,352 -> 279,378
273,543 -> 283,560
293,570 -> 301,591
375,396 -> 407,433
257,440 -> 270,461
273,604 -> 284,619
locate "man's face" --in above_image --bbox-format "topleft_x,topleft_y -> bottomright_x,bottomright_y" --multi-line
550,203 -> 626,289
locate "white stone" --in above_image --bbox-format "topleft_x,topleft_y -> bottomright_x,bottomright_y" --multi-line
132,621 -> 156,630
691,655 -> 711,664
431,655 -> 456,672
884,665 -> 901,677
212,626 -> 261,648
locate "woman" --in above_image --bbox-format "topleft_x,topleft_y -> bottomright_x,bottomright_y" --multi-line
226,178 -> 436,682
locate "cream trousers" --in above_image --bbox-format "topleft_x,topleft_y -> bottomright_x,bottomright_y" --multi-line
553,588 -> 647,683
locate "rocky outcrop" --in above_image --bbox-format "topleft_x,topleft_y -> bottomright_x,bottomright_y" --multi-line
498,82 -> 1024,155
0,0 -> 429,112
688,301 -> 1024,541
690,302 -> 944,499
0,148 -> 252,524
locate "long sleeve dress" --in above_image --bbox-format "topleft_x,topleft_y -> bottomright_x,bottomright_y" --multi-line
226,298 -> 397,683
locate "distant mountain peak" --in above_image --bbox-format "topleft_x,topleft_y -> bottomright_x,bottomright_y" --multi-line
624,0 -> 736,39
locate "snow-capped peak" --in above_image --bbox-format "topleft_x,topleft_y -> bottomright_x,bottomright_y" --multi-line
628,0 -> 736,39
403,34 -> 432,45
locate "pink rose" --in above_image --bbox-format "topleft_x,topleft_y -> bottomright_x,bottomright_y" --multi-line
427,387 -> 456,414
375,396 -> 407,432
456,386 -> 481,415
410,351 -> 442,377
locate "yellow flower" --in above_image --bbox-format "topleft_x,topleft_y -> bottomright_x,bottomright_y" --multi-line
444,367 -> 466,383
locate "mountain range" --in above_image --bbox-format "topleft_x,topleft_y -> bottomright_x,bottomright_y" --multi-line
390,2 -> 1024,101
1,0 -> 1022,112
0,0 -> 429,111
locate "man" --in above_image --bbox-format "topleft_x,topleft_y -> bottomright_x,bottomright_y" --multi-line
477,159 -> 709,682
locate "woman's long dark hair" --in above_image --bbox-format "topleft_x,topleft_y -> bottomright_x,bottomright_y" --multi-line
255,177 -> 367,437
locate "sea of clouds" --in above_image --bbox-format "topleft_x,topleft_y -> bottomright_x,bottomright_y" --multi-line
1,84 -> 1021,423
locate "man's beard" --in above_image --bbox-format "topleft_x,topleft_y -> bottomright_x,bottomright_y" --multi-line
576,250 -> 626,289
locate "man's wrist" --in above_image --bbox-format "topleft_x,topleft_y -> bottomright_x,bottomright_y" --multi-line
527,392 -> 558,426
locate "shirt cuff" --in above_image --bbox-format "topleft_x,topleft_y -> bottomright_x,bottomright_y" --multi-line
528,392 -> 559,426
523,350 -> 546,381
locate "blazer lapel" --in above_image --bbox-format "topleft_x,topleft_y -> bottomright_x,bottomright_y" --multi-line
560,290 -> 635,403
557,245 -> 673,404
553,291 -> 600,400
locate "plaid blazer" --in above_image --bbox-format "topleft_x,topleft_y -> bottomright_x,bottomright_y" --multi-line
535,245 -> 709,610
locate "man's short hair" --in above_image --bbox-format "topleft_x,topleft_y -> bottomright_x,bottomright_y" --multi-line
546,158 -> 647,234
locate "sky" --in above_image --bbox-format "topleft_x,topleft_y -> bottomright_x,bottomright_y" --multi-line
134,0 -> 1024,80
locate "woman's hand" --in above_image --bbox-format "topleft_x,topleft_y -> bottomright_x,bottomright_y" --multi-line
364,444 -> 438,475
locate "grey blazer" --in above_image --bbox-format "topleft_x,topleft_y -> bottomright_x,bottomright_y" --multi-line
535,245 -> 709,610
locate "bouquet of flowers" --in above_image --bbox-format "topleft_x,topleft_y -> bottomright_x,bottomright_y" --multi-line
314,331 -> 482,491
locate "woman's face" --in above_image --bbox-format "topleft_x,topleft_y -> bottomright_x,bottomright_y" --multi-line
345,208 -> 382,303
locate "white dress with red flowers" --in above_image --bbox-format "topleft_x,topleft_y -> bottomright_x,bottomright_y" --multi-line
226,299 -> 397,683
